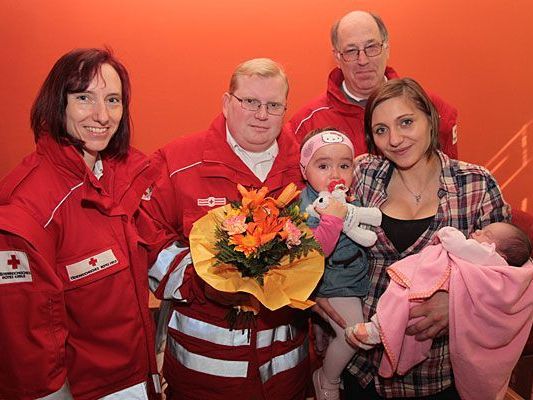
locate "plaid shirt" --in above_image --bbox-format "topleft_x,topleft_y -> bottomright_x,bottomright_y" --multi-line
347,151 -> 511,398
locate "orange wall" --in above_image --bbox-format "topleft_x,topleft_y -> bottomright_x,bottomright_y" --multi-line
2,0 -> 532,210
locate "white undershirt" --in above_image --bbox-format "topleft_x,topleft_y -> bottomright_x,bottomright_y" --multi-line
93,155 -> 104,180
342,75 -> 388,102
226,125 -> 278,182
342,81 -> 366,102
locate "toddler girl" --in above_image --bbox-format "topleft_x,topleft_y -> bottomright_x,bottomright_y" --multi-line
299,128 -> 381,400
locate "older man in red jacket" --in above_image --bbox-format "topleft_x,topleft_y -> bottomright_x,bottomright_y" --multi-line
288,11 -> 458,159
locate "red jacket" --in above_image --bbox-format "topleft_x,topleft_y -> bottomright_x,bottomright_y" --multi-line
144,114 -> 310,400
0,135 -> 160,400
287,67 -> 459,158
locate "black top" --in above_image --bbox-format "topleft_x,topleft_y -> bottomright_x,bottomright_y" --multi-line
381,213 -> 435,254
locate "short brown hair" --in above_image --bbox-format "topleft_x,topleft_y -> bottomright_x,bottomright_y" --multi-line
30,48 -> 132,159
364,77 -> 440,157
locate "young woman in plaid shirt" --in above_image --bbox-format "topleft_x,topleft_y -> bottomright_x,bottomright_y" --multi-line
333,78 -> 510,399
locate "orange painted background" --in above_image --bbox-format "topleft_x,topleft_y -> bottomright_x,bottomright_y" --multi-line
1,0 -> 532,211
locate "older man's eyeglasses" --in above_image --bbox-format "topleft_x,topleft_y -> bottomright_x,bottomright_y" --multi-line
230,93 -> 286,116
338,42 -> 386,62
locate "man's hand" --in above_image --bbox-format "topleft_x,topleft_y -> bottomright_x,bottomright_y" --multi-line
406,291 -> 449,341
204,284 -> 250,306
311,297 -> 347,329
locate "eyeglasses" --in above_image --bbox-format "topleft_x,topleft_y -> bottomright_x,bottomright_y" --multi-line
337,42 -> 386,62
229,93 -> 286,116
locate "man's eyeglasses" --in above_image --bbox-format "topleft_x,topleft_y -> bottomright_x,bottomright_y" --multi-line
230,93 -> 286,116
337,42 -> 386,62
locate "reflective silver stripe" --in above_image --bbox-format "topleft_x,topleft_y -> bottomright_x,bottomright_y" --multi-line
99,382 -> 148,399
152,374 -> 162,394
168,310 -> 250,346
167,335 -> 249,378
37,381 -> 73,400
256,324 -> 296,349
164,252 -> 191,300
148,242 -> 189,300
259,338 -> 309,383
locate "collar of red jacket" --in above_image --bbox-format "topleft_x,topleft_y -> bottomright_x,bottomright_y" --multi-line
35,133 -> 156,215
326,66 -> 399,114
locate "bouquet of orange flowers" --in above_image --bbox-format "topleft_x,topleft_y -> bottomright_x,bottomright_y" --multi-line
189,183 -> 324,315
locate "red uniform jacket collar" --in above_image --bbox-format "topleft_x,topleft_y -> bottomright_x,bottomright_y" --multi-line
36,134 -> 157,216
199,114 -> 301,190
36,134 -> 92,181
326,66 -> 399,114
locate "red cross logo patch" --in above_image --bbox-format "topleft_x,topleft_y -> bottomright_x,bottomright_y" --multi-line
65,249 -> 118,282
1,251 -> 32,284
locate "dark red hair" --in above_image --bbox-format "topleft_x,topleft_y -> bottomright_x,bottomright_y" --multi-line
30,48 -> 131,159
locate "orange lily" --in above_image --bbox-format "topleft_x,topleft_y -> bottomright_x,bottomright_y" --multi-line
268,183 -> 301,208
237,184 -> 269,212
252,198 -> 280,222
230,221 -> 278,256
253,215 -> 287,238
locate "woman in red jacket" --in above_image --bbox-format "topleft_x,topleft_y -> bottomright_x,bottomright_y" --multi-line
0,49 -> 160,400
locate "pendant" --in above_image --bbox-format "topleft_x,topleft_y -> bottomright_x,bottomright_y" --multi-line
414,194 -> 422,204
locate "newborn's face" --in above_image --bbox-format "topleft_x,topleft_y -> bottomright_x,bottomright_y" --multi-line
469,228 -> 495,244
469,223 -> 510,246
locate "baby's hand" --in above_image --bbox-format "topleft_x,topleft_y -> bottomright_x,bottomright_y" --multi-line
345,323 -> 380,350
315,198 -> 347,219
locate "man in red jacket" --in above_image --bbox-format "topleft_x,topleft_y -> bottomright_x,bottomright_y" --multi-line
288,11 -> 458,159
144,58 -> 309,400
